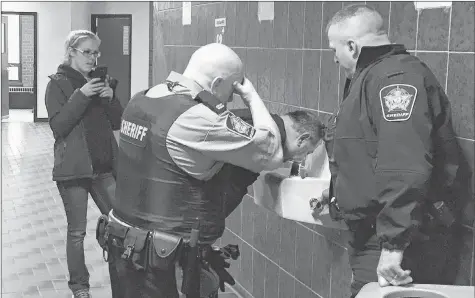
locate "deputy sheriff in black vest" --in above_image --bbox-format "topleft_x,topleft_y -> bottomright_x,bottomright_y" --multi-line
324,5 -> 473,298
96,43 -> 286,298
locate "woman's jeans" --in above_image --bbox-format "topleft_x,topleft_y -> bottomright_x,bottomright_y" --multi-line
57,172 -> 116,293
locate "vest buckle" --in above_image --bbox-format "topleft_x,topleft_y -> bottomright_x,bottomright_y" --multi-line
122,245 -> 135,260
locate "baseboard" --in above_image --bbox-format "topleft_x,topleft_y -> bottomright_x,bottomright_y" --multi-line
229,280 -> 254,298
35,118 -> 48,122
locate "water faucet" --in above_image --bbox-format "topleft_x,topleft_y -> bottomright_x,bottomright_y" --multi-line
289,161 -> 307,178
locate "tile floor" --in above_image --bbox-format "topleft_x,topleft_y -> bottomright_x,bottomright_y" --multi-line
1,122 -> 240,298
1,109 -> 34,123
1,122 -> 112,297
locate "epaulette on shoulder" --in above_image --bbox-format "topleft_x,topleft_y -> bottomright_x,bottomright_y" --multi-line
195,91 -> 227,115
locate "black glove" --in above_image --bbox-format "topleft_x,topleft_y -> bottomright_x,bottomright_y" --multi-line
220,244 -> 240,260
204,245 -> 240,292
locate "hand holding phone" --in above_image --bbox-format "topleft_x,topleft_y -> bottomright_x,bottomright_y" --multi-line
89,65 -> 108,82
80,78 -> 105,97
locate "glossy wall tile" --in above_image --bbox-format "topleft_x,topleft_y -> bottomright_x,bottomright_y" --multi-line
151,2 -> 475,297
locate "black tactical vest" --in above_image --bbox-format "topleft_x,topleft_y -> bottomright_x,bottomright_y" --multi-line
114,91 -> 226,243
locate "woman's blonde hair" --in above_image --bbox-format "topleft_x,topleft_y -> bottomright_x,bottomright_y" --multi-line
63,30 -> 101,64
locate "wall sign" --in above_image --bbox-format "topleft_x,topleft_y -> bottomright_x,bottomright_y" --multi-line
258,2 -> 274,22
1,23 -> 5,54
182,2 -> 191,25
123,26 -> 130,55
214,18 -> 226,44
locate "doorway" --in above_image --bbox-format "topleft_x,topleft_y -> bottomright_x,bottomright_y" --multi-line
91,14 -> 132,108
1,12 -> 37,123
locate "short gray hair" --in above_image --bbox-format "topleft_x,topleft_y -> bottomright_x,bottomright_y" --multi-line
285,110 -> 326,144
63,30 -> 101,64
325,4 -> 384,35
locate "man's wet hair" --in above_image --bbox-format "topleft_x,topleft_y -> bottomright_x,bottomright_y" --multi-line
325,4 -> 385,35
285,110 -> 326,144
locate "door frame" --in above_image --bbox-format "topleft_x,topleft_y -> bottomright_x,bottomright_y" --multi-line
91,14 -> 132,102
2,11 -> 38,121
2,16 -> 9,119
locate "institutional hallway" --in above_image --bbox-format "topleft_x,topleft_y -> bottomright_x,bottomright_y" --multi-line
1,121 -> 241,297
1,122 -> 113,297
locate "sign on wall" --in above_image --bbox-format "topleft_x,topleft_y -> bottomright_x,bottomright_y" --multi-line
1,23 -> 5,54
214,18 -> 226,44
258,2 -> 274,22
183,2 -> 191,25
123,25 -> 130,55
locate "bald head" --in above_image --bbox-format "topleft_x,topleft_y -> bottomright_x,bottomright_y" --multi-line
183,43 -> 244,103
326,4 -> 386,43
184,43 -> 243,86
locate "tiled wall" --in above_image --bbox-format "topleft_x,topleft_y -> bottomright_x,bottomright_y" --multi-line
150,2 -> 475,297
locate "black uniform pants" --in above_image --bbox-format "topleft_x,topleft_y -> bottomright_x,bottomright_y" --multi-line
348,224 -> 462,298
108,243 -> 180,298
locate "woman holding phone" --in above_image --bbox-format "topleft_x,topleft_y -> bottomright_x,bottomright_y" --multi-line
45,30 -> 123,298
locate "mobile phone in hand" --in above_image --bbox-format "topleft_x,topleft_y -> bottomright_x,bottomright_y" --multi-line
89,65 -> 108,82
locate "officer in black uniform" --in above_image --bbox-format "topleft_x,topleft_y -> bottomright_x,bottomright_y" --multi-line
324,5 -> 472,297
96,43 -> 287,298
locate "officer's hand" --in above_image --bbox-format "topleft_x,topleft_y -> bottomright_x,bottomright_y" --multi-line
377,248 -> 413,287
233,77 -> 258,105
80,78 -> 105,98
221,244 -> 240,260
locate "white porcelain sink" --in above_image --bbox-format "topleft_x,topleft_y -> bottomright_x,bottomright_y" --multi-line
356,283 -> 475,298
252,143 -> 349,230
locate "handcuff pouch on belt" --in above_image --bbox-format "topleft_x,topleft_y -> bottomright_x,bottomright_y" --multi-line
148,230 -> 184,271
106,221 -> 149,270
96,216 -> 185,271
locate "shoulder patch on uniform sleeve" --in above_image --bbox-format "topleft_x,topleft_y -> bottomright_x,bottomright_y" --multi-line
226,113 -> 256,140
379,84 -> 417,122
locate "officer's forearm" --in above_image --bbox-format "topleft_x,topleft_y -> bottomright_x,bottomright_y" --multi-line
246,92 -> 280,143
376,171 -> 429,250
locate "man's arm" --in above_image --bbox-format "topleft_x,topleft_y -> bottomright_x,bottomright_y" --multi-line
368,71 -> 438,286
206,163 -> 260,218
167,104 -> 284,173
369,72 -> 434,251
232,78 -> 283,170
212,108 -> 276,218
